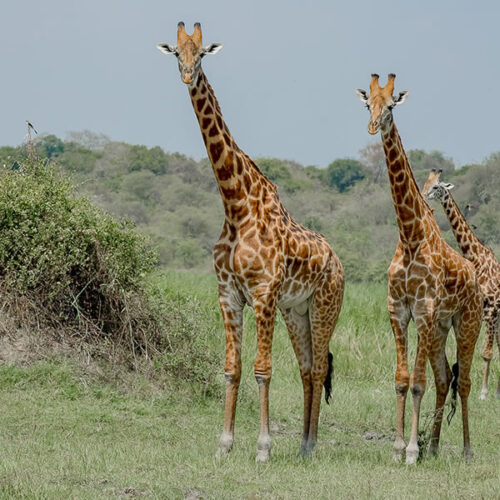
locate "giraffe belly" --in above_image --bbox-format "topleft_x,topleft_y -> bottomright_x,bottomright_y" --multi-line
277,281 -> 314,313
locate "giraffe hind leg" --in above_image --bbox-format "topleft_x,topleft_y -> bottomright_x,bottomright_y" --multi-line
480,312 -> 496,400
495,313 -> 500,398
280,305 -> 313,456
427,320 -> 452,457
303,275 -> 343,456
454,299 -> 482,461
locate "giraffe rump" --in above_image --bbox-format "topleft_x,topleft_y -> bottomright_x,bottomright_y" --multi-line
324,351 -> 334,404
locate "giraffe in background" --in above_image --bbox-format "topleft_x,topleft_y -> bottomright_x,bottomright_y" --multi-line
356,74 -> 482,464
157,22 -> 344,462
423,169 -> 500,399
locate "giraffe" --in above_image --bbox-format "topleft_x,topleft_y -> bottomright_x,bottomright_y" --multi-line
356,74 -> 483,464
422,169 -> 500,399
157,22 -> 344,462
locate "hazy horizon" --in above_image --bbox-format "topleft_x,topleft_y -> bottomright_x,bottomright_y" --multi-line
2,1 -> 500,168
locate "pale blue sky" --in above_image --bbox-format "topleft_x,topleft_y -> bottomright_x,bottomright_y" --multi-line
1,1 -> 499,168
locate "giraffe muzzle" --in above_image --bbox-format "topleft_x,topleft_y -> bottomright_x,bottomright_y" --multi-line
368,120 -> 380,135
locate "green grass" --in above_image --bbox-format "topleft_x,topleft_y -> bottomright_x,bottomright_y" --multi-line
1,271 -> 499,499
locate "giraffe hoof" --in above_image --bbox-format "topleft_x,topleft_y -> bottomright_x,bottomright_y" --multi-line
215,446 -> 230,460
297,444 -> 313,459
256,435 -> 271,463
405,446 -> 418,465
215,433 -> 233,460
464,448 -> 474,464
255,449 -> 270,463
393,439 -> 406,463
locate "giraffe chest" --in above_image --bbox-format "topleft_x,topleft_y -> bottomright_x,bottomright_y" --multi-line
213,221 -> 286,302
213,220 -> 330,310
389,245 -> 476,318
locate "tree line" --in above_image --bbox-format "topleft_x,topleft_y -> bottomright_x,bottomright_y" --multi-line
1,132 -> 498,282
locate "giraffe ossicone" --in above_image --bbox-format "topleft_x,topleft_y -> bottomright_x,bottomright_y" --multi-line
357,73 -> 483,464
158,22 -> 344,462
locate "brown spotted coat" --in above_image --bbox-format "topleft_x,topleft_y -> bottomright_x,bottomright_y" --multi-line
423,169 -> 500,399
356,74 -> 482,464
158,22 -> 344,462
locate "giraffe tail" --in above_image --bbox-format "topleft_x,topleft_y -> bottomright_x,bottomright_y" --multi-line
324,352 -> 334,404
447,362 -> 459,425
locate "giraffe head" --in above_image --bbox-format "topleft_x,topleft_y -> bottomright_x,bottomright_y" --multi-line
356,74 -> 409,134
157,22 -> 222,86
422,169 -> 454,201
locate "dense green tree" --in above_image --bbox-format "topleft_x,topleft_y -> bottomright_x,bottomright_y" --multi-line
36,134 -> 65,159
256,157 -> 303,193
128,145 -> 168,175
323,158 -> 366,192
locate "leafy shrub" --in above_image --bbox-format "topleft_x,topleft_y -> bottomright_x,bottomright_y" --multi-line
0,161 -> 157,349
0,160 -> 222,392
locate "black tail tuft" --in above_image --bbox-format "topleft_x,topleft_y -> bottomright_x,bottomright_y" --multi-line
324,352 -> 334,404
447,362 -> 459,425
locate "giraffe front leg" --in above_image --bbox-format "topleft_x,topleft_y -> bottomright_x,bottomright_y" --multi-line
388,300 -> 410,463
405,318 -> 432,465
216,296 -> 244,460
253,296 -> 278,463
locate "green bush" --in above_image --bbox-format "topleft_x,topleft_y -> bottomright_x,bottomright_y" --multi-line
0,160 -> 222,391
0,161 -> 155,321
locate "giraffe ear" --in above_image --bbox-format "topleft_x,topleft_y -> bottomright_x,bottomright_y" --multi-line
202,43 -> 223,56
355,89 -> 369,104
442,182 -> 454,191
393,91 -> 409,106
157,44 -> 178,56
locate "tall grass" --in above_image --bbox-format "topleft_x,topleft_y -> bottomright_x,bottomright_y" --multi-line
0,271 -> 498,499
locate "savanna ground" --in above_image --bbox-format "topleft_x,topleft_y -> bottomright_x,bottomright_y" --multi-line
1,271 -> 499,499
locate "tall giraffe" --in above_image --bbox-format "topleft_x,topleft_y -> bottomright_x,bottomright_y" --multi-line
157,22 -> 344,462
356,74 -> 482,464
422,169 -> 500,399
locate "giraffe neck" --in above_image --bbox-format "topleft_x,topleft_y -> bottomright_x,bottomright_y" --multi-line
440,191 -> 487,266
381,119 -> 433,248
188,71 -> 275,224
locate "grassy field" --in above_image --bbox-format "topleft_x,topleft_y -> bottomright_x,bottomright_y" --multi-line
1,271 -> 499,499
